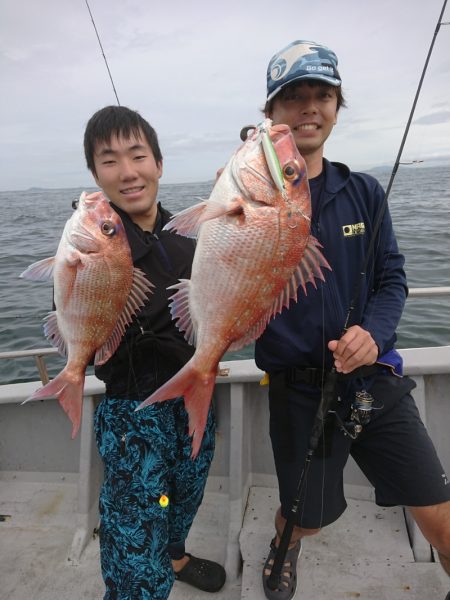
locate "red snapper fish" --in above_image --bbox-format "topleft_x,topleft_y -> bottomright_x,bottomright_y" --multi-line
137,119 -> 331,457
20,191 -> 152,437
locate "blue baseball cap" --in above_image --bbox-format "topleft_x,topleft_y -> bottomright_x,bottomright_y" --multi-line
267,40 -> 341,101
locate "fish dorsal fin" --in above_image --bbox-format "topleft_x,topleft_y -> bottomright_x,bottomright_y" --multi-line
270,235 -> 331,317
20,256 -> 55,281
166,279 -> 196,345
294,235 -> 331,296
43,311 -> 67,357
228,236 -> 331,351
94,267 -> 154,366
164,198 -> 244,238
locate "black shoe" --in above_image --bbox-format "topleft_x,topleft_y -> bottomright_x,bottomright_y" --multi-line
262,538 -> 302,600
174,553 -> 226,592
445,593 -> 450,600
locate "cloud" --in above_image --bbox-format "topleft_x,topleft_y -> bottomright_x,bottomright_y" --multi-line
1,0 -> 449,190
414,111 -> 450,125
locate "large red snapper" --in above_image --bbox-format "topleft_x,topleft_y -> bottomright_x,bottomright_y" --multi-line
136,120 -> 330,457
20,191 -> 152,437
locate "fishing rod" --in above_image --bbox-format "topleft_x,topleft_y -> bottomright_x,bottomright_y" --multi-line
267,0 -> 449,590
343,0 -> 448,333
84,0 -> 121,105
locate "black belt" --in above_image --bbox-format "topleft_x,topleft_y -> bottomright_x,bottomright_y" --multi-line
284,365 -> 380,387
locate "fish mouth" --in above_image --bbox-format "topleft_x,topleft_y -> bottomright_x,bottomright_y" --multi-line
83,191 -> 104,205
231,145 -> 274,200
231,125 -> 284,199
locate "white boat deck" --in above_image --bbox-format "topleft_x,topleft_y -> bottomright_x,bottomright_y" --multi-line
241,487 -> 448,600
0,479 -> 239,600
1,479 -> 448,600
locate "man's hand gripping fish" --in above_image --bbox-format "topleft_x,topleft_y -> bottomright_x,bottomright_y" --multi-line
137,120 -> 330,457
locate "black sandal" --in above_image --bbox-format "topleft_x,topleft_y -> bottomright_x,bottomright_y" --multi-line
262,538 -> 302,600
174,553 -> 226,592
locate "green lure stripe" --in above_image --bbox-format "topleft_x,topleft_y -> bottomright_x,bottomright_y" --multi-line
261,128 -> 287,198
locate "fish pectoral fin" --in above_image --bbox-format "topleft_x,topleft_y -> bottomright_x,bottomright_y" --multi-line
20,256 -> 55,281
43,312 -> 67,356
163,198 -> 245,238
163,201 -> 209,237
95,267 -> 154,366
167,279 -> 196,345
222,199 -> 246,221
65,250 -> 83,268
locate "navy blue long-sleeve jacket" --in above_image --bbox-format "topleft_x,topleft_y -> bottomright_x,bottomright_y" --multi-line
255,159 -> 408,373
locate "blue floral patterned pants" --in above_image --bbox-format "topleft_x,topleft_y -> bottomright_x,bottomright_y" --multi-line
94,396 -> 216,600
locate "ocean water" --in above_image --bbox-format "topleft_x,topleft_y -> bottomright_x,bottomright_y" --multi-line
0,166 -> 449,385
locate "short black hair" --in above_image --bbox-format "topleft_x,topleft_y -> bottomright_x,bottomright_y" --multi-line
263,80 -> 346,116
84,105 -> 163,176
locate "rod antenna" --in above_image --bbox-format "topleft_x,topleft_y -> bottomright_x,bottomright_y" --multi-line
84,0 -> 121,105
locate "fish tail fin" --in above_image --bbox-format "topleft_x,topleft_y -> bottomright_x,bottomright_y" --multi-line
22,370 -> 84,438
136,362 -> 215,458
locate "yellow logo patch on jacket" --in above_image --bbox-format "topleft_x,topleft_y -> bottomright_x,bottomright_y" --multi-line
342,222 -> 365,237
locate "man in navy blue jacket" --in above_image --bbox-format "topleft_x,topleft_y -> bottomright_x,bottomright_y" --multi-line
255,40 -> 450,600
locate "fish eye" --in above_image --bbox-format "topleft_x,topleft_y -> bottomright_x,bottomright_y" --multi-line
283,163 -> 298,180
101,220 -> 116,236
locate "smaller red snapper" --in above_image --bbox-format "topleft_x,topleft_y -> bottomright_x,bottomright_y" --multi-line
136,120 -> 331,457
20,191 -> 153,437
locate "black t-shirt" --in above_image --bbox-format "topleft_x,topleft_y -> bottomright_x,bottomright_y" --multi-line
308,170 -> 325,224
94,202 -> 196,401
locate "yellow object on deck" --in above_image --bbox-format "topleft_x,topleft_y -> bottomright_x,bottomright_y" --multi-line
259,372 -> 270,386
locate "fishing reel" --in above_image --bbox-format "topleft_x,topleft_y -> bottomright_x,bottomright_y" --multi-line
339,390 -> 375,439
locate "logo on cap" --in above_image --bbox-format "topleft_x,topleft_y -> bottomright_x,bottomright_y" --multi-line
270,42 -> 317,82
267,40 -> 341,101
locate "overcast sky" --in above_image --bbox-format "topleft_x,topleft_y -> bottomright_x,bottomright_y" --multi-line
1,0 -> 449,191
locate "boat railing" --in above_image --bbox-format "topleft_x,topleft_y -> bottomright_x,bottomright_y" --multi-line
0,347 -> 58,385
1,286 -> 449,385
1,284 -> 449,567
